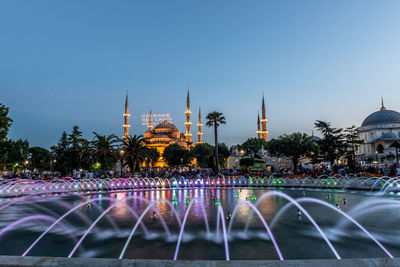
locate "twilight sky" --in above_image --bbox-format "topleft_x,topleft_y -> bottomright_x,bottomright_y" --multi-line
1,0 -> 400,148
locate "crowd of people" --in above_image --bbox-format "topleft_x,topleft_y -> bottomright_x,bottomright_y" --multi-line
1,162 -> 400,180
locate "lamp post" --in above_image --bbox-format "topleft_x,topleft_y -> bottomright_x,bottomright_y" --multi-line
375,150 -> 379,170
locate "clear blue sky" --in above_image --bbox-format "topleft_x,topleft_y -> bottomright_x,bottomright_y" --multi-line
1,0 -> 400,148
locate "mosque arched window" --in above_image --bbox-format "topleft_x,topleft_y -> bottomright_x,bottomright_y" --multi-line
377,144 -> 384,154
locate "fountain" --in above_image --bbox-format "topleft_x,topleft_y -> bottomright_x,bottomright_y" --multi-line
0,175 -> 400,261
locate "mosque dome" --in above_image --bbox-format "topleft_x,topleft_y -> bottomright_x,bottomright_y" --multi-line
361,109 -> 400,127
153,120 -> 179,133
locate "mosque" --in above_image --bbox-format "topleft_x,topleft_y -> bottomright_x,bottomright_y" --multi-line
122,90 -> 201,168
356,99 -> 400,162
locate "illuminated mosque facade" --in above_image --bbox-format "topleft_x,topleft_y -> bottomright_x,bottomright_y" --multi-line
123,90 -> 202,167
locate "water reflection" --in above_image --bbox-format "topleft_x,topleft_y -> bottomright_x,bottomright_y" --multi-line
0,188 -> 399,260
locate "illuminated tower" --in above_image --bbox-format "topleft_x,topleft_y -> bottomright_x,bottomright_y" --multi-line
257,111 -> 261,138
184,88 -> 192,142
148,108 -> 153,131
123,91 -> 130,140
197,106 -> 203,144
261,94 -> 268,142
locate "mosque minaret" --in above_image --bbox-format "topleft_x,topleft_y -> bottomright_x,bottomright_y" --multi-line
197,106 -> 203,144
123,91 -> 130,140
148,108 -> 153,131
257,111 -> 261,139
184,88 -> 192,143
261,94 -> 268,142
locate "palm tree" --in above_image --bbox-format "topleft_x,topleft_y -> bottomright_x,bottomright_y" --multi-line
78,139 -> 93,170
91,132 -> 120,172
206,111 -> 226,173
122,135 -> 152,172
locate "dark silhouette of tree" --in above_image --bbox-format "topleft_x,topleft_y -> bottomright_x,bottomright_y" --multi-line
242,137 -> 268,155
91,132 -> 120,172
29,147 -> 51,171
0,103 -> 12,142
239,157 -> 254,170
122,135 -> 151,172
206,111 -> 226,173
314,120 -> 345,165
268,132 -> 318,171
193,143 -> 213,168
343,125 -> 364,171
217,143 -> 230,168
162,144 -> 192,167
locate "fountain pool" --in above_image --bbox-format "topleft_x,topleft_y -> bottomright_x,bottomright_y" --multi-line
0,186 -> 399,261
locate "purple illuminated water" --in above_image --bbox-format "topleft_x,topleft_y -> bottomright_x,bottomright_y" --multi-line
0,183 -> 399,260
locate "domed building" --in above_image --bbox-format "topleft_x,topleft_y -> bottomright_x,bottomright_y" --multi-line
357,100 -> 400,161
122,90 -> 200,168
143,117 -> 190,167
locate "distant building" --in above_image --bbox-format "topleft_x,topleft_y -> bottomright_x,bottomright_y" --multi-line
123,89 -> 196,168
357,99 -> 400,162
144,119 -> 190,167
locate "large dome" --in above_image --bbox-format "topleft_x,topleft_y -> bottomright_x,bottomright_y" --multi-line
361,109 -> 400,127
153,120 -> 179,132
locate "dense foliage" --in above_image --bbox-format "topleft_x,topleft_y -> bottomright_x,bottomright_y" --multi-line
162,144 -> 193,167
241,137 -> 267,155
268,132 -> 318,170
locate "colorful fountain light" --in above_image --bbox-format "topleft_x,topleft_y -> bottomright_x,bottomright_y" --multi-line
0,187 -> 397,261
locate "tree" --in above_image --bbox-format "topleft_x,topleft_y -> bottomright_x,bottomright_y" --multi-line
0,103 -> 13,164
206,111 -> 226,173
239,157 -> 254,170
268,132 -> 318,171
0,103 -> 13,142
68,125 -> 85,169
314,120 -> 345,165
122,135 -> 151,172
242,137 -> 267,155
147,148 -> 160,168
193,143 -> 213,168
77,139 -> 93,170
218,143 -> 230,167
162,144 -> 192,167
52,131 -> 71,173
7,139 -> 30,166
343,125 -> 364,171
91,132 -> 120,172
29,147 -> 51,171
0,104 -> 31,170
